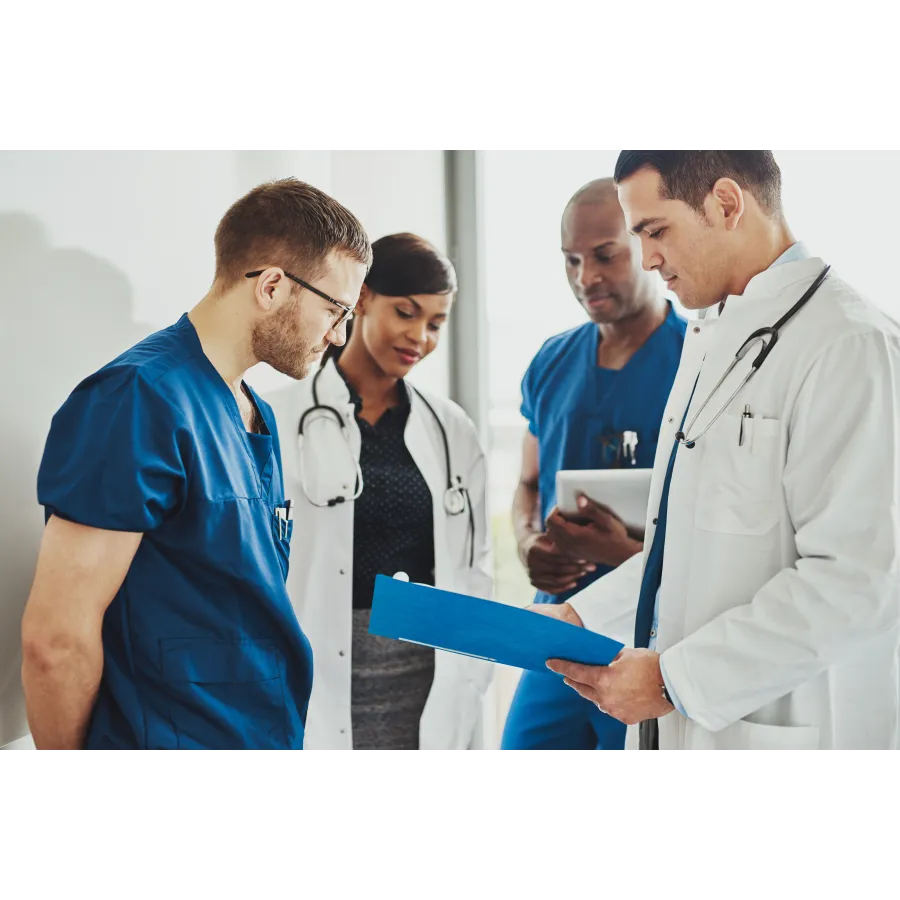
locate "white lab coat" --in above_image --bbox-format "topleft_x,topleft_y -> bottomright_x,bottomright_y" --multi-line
265,360 -> 494,750
569,256 -> 900,750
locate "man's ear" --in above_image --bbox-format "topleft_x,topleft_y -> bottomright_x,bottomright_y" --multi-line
250,267 -> 287,312
710,177 -> 745,232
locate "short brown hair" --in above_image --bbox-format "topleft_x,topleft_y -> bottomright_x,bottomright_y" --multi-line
213,177 -> 372,289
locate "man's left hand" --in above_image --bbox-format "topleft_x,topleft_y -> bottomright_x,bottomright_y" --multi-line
546,648 -> 674,725
545,495 -> 642,568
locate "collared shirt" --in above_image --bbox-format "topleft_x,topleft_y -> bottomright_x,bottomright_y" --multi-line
655,242 -> 811,715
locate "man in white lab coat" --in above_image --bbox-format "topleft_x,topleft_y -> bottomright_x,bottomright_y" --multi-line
544,151 -> 900,750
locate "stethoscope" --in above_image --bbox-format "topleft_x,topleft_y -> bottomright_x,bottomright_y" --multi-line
297,364 -> 475,565
676,264 -> 831,449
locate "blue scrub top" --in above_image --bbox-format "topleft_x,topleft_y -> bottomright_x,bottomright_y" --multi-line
38,314 -> 313,749
521,302 -> 686,604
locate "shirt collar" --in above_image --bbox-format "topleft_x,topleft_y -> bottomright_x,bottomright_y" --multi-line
333,359 -> 410,416
770,241 -> 811,269
717,241 -> 812,315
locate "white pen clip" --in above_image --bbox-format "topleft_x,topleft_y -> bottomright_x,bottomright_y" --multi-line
622,430 -> 639,466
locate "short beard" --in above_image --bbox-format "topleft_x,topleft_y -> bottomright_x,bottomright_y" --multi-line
251,295 -> 320,380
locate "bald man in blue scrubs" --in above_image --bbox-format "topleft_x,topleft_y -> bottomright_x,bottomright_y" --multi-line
503,178 -> 686,750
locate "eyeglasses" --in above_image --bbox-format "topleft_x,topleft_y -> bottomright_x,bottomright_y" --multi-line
245,270 -> 355,327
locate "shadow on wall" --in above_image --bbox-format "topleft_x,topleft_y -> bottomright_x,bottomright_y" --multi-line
0,213 -> 151,747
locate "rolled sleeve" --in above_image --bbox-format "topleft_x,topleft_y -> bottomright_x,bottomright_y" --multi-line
38,367 -> 189,532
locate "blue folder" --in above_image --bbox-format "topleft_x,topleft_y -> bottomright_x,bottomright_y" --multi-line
369,574 -> 623,674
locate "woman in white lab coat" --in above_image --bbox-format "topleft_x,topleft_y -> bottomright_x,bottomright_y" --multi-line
266,233 -> 493,750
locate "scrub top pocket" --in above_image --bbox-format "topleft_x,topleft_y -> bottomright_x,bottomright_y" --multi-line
160,637 -> 289,749
272,502 -> 294,580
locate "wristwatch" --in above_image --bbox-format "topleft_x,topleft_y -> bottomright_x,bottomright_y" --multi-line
661,681 -> 673,706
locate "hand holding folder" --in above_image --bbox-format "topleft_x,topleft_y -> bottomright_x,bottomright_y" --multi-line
369,574 -> 623,674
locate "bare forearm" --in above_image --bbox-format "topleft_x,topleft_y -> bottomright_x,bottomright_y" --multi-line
20,518 -> 140,749
512,481 -> 541,548
22,639 -> 103,749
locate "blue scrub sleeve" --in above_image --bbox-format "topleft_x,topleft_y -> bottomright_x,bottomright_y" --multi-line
520,356 -> 540,438
38,368 -> 189,532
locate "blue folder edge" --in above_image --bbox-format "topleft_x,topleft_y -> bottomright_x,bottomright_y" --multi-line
369,574 -> 623,675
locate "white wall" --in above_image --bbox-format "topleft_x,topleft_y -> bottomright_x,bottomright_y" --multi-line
329,150 -> 450,396
0,151 -> 450,748
774,150 -> 900,317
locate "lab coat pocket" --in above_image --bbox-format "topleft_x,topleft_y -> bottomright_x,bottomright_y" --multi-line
160,637 -> 289,749
694,413 -> 782,536
688,718 -> 820,750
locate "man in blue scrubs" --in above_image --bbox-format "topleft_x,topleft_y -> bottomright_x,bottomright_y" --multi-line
503,178 -> 686,750
21,178 -> 372,749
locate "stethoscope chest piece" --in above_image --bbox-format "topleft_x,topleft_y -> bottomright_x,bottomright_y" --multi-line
444,485 -> 467,516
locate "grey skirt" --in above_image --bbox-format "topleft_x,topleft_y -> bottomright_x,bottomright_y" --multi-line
351,608 -> 436,750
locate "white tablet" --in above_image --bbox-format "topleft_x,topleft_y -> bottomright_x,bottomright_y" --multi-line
555,469 -> 653,530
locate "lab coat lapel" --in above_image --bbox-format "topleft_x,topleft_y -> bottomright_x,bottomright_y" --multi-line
403,387 -> 452,585
681,257 -> 828,438
313,359 -> 360,453
291,361 -> 361,506
641,319 -> 712,560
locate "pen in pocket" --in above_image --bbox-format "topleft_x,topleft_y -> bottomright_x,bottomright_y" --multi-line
739,405 -> 752,447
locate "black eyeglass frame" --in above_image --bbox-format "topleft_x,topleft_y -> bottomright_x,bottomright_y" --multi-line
245,270 -> 355,326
